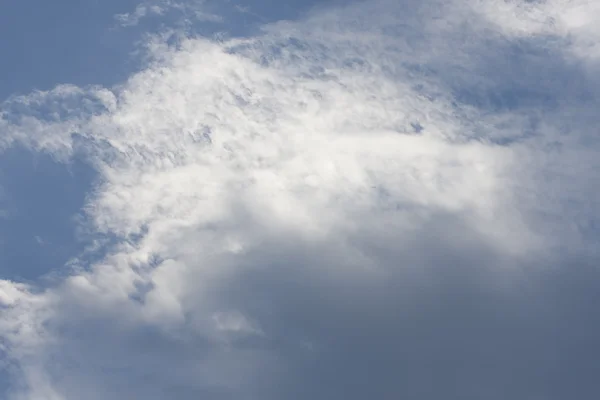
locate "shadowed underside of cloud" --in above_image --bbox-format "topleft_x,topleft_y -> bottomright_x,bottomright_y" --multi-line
0,0 -> 600,399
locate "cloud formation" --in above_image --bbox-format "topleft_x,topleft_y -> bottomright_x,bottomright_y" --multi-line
1,0 -> 599,399
114,0 -> 221,27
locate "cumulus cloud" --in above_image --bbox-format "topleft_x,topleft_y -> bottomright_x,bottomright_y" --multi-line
1,0 -> 600,399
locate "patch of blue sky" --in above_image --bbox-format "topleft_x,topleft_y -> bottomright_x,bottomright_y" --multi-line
0,0 -> 141,100
0,146 -> 96,281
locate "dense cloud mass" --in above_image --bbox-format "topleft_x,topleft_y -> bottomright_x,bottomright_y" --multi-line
1,0 -> 600,399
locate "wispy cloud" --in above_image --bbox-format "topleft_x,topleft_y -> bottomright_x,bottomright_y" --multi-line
114,0 -> 222,28
1,0 -> 599,398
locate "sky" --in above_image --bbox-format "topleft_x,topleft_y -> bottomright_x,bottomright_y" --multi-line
0,0 -> 600,399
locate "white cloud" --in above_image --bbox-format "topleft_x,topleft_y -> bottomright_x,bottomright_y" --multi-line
114,0 -> 222,28
1,0 -> 599,398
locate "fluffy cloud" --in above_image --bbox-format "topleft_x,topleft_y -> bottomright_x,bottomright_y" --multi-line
1,0 -> 599,399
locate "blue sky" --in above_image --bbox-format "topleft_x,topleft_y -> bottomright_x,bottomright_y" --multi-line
1,1 -> 600,399
0,0 -> 140,99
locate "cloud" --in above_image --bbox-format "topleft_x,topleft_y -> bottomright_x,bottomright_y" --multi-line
0,0 -> 599,399
114,0 -> 222,28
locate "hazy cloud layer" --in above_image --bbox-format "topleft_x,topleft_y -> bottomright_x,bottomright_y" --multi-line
1,0 -> 599,399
